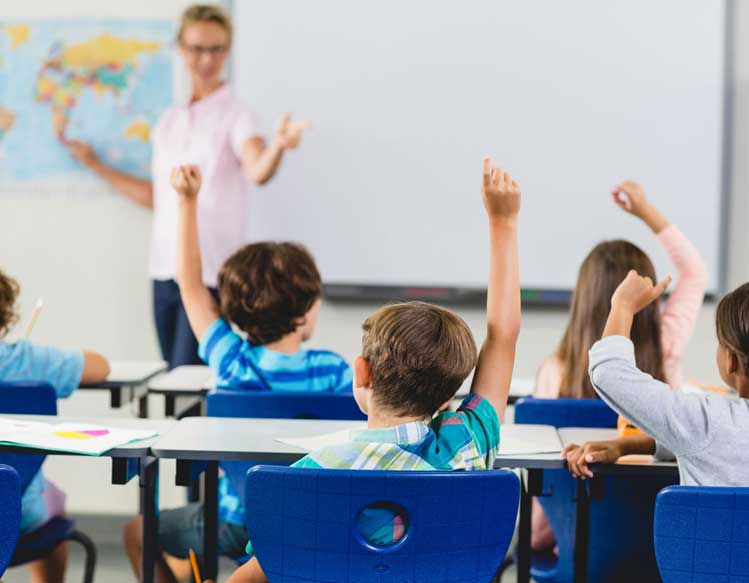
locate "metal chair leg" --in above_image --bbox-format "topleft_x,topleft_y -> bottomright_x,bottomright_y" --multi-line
66,530 -> 97,583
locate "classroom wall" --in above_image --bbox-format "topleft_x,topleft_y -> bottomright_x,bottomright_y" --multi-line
1,1 -> 747,515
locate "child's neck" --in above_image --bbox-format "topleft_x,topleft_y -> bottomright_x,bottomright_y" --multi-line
265,331 -> 303,355
735,378 -> 749,399
366,406 -> 429,430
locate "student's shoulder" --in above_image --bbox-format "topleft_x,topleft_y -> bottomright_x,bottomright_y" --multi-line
0,339 -> 78,363
0,340 -> 83,386
430,394 -> 501,460
534,354 -> 563,398
304,349 -> 350,368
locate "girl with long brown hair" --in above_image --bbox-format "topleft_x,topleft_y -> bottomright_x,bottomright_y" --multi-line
531,180 -> 708,551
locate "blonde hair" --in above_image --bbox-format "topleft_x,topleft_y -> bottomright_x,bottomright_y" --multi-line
178,4 -> 233,46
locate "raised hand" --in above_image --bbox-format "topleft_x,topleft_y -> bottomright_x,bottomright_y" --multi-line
611,180 -> 648,215
170,165 -> 202,199
481,158 -> 521,221
611,270 -> 672,314
611,180 -> 669,233
275,114 -> 311,150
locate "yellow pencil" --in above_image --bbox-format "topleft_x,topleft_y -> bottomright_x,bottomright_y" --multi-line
189,549 -> 202,583
23,298 -> 43,339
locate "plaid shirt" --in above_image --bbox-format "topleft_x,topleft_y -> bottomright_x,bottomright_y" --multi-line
246,393 -> 500,554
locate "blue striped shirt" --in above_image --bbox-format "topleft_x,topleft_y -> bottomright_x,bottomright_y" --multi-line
198,319 -> 353,393
198,318 -> 354,526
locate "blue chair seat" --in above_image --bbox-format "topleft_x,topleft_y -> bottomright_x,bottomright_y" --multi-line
10,516 -> 78,565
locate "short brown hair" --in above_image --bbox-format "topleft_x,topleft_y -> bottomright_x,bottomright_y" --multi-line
362,302 -> 478,417
178,4 -> 233,45
557,240 -> 665,398
217,242 -> 321,345
716,282 -> 749,372
0,269 -> 19,339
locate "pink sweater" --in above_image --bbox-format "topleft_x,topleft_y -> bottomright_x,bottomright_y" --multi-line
535,224 -> 708,397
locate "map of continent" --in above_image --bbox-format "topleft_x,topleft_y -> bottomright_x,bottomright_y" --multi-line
0,21 -> 172,190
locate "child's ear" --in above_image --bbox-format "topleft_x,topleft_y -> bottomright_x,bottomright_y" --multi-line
438,397 -> 453,412
353,356 -> 371,388
729,350 -> 740,375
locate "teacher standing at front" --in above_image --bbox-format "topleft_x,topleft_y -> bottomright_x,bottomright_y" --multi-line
67,5 -> 308,369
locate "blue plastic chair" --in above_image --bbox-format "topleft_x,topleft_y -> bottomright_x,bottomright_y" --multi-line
513,398 -> 618,429
514,397 -> 674,582
244,465 -> 520,582
0,381 -> 97,582
0,464 -> 21,578
654,486 -> 749,582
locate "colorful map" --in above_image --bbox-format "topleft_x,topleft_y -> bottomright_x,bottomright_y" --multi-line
0,21 -> 173,190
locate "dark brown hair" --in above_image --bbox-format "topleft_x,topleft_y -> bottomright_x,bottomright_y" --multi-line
556,240 -> 665,398
715,282 -> 749,373
178,4 -> 233,45
0,269 -> 19,339
217,242 -> 321,345
362,301 -> 478,417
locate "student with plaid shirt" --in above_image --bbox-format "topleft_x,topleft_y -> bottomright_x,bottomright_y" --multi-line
222,157 -> 524,583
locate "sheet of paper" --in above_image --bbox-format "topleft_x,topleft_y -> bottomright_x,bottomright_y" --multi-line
276,428 -> 354,452
0,418 -> 158,456
497,426 -> 562,456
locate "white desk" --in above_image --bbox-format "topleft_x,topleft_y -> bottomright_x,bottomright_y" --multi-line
0,414 -> 174,583
80,360 -> 167,416
147,365 -> 215,418
558,428 -> 679,476
152,417 -> 562,580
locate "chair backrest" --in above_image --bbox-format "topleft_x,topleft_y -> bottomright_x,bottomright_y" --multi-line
0,464 -> 21,578
514,397 -> 668,582
207,390 -> 366,504
207,390 -> 366,421
513,398 -> 618,429
654,486 -> 749,583
0,382 -> 57,492
245,466 -> 520,583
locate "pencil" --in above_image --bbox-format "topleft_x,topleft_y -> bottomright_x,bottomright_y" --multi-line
23,298 -> 43,339
189,549 -> 202,583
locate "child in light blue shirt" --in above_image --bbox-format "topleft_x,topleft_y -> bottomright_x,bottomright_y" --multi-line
0,268 -> 110,581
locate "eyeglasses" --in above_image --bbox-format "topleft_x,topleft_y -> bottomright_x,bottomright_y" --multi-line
182,43 -> 229,57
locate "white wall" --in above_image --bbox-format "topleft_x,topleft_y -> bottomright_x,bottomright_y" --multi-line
1,1 -> 747,515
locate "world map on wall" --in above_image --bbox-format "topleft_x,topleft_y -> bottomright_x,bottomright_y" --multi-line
0,21 -> 173,191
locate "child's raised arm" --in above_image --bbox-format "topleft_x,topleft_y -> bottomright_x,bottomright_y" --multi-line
470,158 -> 521,421
173,165 -> 220,341
611,180 -> 669,234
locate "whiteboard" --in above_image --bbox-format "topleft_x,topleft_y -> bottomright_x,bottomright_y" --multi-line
233,0 -> 726,296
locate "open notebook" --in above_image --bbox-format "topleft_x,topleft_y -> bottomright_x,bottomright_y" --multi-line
0,417 -> 158,456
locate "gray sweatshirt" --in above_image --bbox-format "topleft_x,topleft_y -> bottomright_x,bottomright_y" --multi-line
589,336 -> 749,486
